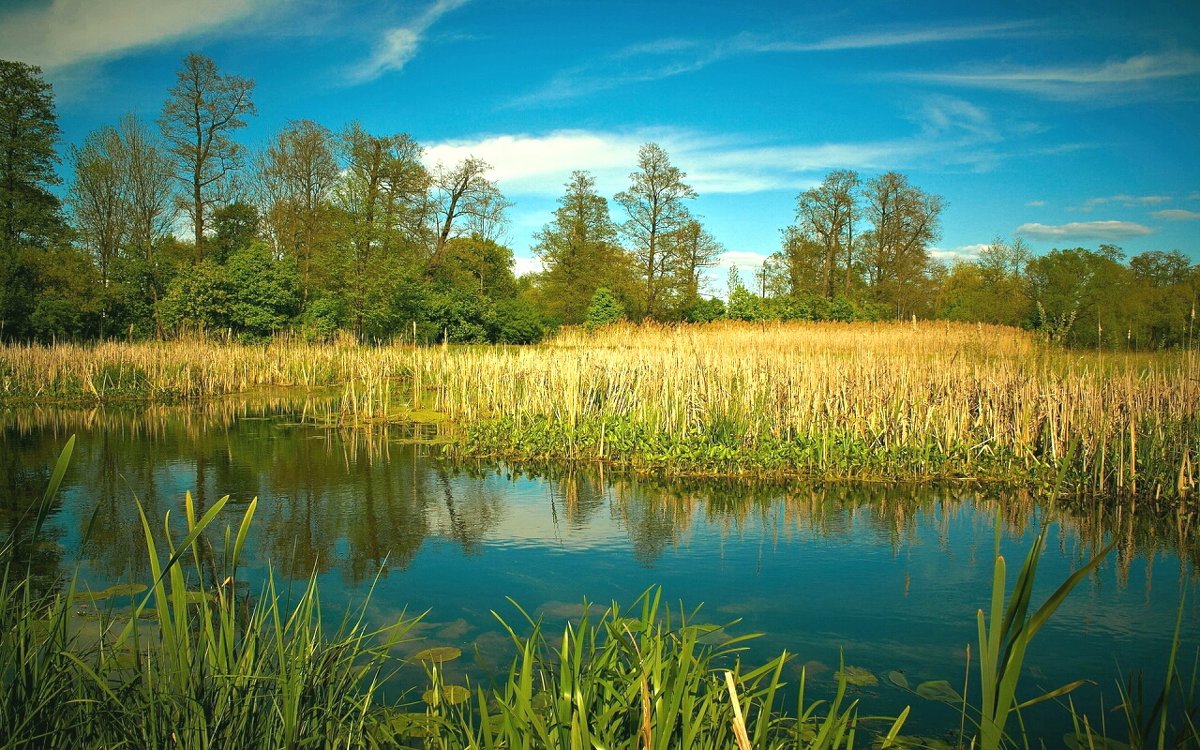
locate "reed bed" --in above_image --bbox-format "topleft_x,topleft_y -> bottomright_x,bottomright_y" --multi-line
3,321 -> 1198,505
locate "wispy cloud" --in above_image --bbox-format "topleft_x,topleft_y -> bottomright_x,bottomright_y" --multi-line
1074,193 -> 1173,211
900,51 -> 1200,99
1153,209 -> 1200,221
1015,221 -> 1154,240
1025,200 -> 1047,207
345,0 -> 467,83
755,21 -> 1034,53
0,0 -> 275,70
513,22 -> 1031,106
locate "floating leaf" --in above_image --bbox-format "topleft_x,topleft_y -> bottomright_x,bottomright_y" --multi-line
182,591 -> 212,605
423,684 -> 470,705
915,680 -> 962,703
886,670 -> 909,690
530,691 -> 554,711
387,711 -> 441,738
1063,734 -> 1130,750
835,666 -> 878,687
104,583 -> 148,598
412,646 -> 462,663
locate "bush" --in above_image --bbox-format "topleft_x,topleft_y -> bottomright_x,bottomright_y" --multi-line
584,288 -> 625,330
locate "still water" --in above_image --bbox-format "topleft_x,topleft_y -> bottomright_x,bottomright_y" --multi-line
3,398 -> 1198,741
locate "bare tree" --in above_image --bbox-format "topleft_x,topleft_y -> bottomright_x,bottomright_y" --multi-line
429,156 -> 510,269
68,126 -> 126,286
160,52 -> 255,261
615,143 -> 696,319
114,114 -> 176,264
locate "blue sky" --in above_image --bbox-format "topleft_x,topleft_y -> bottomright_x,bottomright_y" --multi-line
2,0 -> 1198,285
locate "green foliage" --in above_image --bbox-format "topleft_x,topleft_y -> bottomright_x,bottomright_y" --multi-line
0,59 -> 65,253
224,242 -> 299,340
490,297 -> 547,344
585,287 -> 626,329
726,286 -> 767,321
683,296 -> 725,323
301,296 -> 343,342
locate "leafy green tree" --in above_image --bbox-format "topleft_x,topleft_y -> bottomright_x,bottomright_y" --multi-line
0,60 -> 66,339
68,126 -> 126,287
584,288 -> 625,329
254,119 -> 339,307
160,53 -> 256,261
860,171 -> 943,316
158,259 -> 230,334
790,170 -> 858,299
667,217 -> 722,320
534,171 -> 634,323
615,143 -> 696,320
490,297 -> 546,344
333,123 -> 429,339
28,244 -> 102,342
211,201 -> 260,263
1026,247 -> 1139,348
431,234 -> 517,300
224,242 -> 299,340
0,60 -> 64,252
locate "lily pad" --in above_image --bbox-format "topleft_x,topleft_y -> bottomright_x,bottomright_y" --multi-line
105,583 -> 148,598
835,666 -> 878,687
422,684 -> 471,705
885,670 -> 909,690
530,691 -> 555,711
182,590 -> 213,605
915,679 -> 963,703
386,711 -> 442,738
412,646 -> 462,663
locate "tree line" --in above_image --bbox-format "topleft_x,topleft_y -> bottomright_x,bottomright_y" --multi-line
1,55 -> 1196,348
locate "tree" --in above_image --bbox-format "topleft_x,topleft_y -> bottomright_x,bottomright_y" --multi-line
160,53 -> 256,261
211,201 -> 260,263
0,60 -> 64,252
533,170 -> 634,323
333,123 -> 429,338
667,217 -> 722,319
429,156 -> 510,270
791,170 -> 858,299
615,143 -> 696,320
584,288 -> 625,329
1,60 -> 66,339
860,171 -> 943,315
68,126 -> 126,287
114,114 -> 176,266
254,119 -> 339,305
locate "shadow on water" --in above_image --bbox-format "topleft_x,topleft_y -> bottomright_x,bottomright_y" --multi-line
2,399 -> 1198,739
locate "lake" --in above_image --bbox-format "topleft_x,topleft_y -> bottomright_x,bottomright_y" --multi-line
3,397 -> 1197,742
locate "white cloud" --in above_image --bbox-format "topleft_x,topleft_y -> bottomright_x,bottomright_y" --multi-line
1025,200 -> 1046,207
1189,191 -> 1200,201
513,255 -> 543,277
0,0 -> 272,69
901,51 -> 1200,99
421,126 -> 983,200
1152,209 -> 1200,221
1015,221 -> 1154,240
930,243 -> 990,261
1076,194 -> 1172,211
346,0 -> 467,83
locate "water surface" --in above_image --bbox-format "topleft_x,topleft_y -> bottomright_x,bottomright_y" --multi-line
2,399 -> 1197,741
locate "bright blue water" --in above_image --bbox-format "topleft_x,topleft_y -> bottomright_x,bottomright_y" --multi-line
3,404 -> 1197,743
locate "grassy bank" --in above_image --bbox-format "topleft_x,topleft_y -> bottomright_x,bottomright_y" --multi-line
2,322 -> 1198,505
